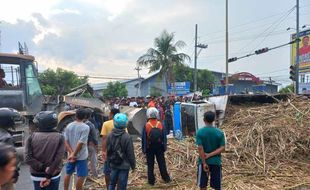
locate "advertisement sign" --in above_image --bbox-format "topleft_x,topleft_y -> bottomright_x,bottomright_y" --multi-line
291,29 -> 310,72
168,82 -> 190,95
291,29 -> 310,94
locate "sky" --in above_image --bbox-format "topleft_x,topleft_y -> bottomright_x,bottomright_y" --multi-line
0,0 -> 310,87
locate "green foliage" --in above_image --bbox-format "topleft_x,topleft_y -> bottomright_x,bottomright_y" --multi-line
202,89 -> 211,97
173,64 -> 215,93
198,69 -> 215,92
137,30 -> 190,89
150,86 -> 162,97
38,68 -> 88,95
279,84 -> 294,93
103,81 -> 128,98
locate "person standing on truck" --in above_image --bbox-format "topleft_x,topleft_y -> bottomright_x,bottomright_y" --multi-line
142,107 -> 171,186
101,108 -> 120,189
0,68 -> 8,88
63,109 -> 89,190
84,109 -> 99,178
196,111 -> 225,190
25,111 -> 65,190
106,113 -> 136,190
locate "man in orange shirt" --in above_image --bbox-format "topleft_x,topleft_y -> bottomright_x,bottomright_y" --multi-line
141,107 -> 171,185
147,96 -> 156,108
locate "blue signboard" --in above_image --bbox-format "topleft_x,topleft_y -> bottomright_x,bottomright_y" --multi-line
168,82 -> 190,95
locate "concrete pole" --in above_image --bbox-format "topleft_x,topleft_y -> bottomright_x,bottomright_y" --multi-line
194,24 -> 198,92
295,0 -> 300,94
225,0 -> 229,94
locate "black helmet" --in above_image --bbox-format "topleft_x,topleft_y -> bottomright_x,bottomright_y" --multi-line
33,111 -> 58,131
0,108 -> 21,129
84,108 -> 93,119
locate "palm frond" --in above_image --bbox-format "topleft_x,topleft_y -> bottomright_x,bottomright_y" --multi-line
137,48 -> 161,66
174,40 -> 187,49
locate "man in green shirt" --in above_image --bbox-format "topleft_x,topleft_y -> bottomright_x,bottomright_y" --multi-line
196,111 -> 225,190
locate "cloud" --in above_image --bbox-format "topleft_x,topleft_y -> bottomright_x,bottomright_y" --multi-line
0,0 -> 61,23
1,0 -> 309,87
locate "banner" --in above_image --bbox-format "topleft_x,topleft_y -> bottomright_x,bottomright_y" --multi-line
291,29 -> 310,72
291,29 -> 310,94
168,82 -> 190,95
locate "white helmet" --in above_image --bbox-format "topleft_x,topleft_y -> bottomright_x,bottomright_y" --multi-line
146,107 -> 159,119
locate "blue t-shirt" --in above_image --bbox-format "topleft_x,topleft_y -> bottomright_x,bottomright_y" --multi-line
196,126 -> 226,165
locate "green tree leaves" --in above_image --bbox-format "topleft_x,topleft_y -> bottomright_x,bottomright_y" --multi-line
279,84 -> 294,93
38,68 -> 88,95
103,81 -> 128,98
137,30 -> 190,90
173,64 -> 215,94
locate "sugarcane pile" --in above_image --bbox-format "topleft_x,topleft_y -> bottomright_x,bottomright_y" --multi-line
85,138 -> 199,190
85,95 -> 310,190
221,95 -> 310,189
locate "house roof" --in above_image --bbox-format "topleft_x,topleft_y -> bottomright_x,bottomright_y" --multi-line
91,78 -> 143,91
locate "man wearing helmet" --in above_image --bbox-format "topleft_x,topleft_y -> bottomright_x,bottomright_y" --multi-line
25,111 -> 65,190
106,113 -> 136,190
142,107 -> 171,186
0,108 -> 22,190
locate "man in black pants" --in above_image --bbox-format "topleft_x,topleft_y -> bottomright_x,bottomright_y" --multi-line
142,107 -> 171,185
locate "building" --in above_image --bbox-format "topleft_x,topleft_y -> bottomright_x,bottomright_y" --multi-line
92,69 -> 227,97
91,78 -> 143,97
213,72 -> 279,95
136,70 -> 226,97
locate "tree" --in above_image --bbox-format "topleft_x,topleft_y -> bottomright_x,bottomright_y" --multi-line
197,69 -> 215,93
137,30 -> 190,91
150,86 -> 162,97
103,81 -> 128,98
279,84 -> 294,93
173,64 -> 215,94
38,68 -> 88,95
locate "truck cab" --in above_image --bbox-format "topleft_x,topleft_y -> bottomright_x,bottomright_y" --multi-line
0,53 -> 43,146
0,53 -> 43,116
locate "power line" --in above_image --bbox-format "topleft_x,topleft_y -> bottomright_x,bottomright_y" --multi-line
254,68 -> 289,76
206,29 -> 291,45
237,6 -> 295,54
248,7 -> 296,53
228,40 -> 295,63
78,75 -> 136,80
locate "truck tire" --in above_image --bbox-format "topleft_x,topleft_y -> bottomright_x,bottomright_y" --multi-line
57,115 -> 74,132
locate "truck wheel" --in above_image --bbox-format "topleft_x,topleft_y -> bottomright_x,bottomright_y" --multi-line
57,115 -> 74,132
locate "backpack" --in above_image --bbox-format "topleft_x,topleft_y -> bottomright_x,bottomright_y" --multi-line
108,135 -> 124,165
147,121 -> 163,145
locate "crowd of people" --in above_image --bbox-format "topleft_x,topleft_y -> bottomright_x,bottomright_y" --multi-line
0,101 -> 225,190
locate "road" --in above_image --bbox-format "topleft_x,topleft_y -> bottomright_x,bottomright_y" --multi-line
16,164 -> 67,190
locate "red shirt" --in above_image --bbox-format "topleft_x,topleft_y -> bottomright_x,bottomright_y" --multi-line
299,46 -> 310,55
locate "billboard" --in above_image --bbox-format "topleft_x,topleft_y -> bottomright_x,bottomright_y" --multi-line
291,29 -> 310,94
168,82 -> 190,95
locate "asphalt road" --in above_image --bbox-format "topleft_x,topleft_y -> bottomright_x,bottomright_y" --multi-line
16,164 -> 67,190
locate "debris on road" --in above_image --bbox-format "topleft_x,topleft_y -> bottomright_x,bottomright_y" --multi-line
85,95 -> 310,190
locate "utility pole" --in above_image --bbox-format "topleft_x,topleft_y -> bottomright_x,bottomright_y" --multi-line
295,0 -> 300,94
193,24 -> 208,92
135,66 -> 142,96
225,0 -> 229,94
194,24 -> 198,92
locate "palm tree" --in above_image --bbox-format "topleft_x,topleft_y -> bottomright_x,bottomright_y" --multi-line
137,30 -> 190,93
